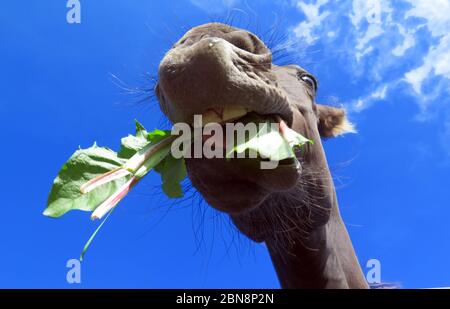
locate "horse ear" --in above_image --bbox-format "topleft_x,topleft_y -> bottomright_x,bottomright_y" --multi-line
316,104 -> 356,138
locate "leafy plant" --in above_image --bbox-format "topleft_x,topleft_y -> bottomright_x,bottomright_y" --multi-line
44,119 -> 312,260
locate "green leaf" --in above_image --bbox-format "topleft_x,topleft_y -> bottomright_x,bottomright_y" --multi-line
135,120 -> 148,138
118,120 -> 150,159
225,117 -> 311,161
118,135 -> 149,159
118,123 -> 171,160
280,124 -> 314,148
117,123 -> 181,197
148,129 -> 171,144
154,154 -> 187,198
162,181 -> 183,198
44,145 -> 132,218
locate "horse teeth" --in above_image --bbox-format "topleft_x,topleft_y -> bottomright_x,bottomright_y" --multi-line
201,109 -> 222,124
222,105 -> 248,122
201,106 -> 249,126
211,107 -> 224,116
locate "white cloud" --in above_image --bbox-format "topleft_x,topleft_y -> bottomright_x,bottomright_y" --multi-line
293,0 -> 330,45
350,0 -> 384,27
351,85 -> 389,112
392,25 -> 415,57
403,0 -> 450,98
350,0 -> 393,60
291,0 -> 450,117
355,24 -> 383,59
402,35 -> 450,98
404,63 -> 430,95
327,31 -> 336,38
405,0 -> 450,37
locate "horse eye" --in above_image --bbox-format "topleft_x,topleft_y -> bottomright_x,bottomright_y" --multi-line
299,74 -> 317,92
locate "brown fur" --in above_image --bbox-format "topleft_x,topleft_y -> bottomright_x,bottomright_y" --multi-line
156,23 -> 368,289
318,105 -> 356,137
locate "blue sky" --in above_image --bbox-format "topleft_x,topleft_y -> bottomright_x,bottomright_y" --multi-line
0,0 -> 449,288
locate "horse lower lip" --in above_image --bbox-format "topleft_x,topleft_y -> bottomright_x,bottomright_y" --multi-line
186,150 -> 301,189
280,160 -> 302,172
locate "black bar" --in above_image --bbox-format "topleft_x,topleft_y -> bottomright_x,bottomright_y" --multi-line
0,289 -> 449,306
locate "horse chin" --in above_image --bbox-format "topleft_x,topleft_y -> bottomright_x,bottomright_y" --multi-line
200,180 -> 269,214
185,156 -> 300,214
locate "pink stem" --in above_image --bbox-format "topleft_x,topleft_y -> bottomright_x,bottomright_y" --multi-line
91,177 -> 138,220
80,168 -> 131,194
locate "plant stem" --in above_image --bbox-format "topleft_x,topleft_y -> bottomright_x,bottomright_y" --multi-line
124,136 -> 176,173
80,168 -> 130,194
91,176 -> 138,220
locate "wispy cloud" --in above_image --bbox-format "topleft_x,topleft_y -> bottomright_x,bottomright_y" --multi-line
290,0 -> 450,117
351,85 -> 389,112
350,0 -> 393,60
293,0 -> 330,44
404,34 -> 450,95
403,0 -> 450,103
392,25 -> 415,57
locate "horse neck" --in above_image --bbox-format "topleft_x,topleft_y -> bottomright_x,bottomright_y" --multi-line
265,190 -> 369,289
